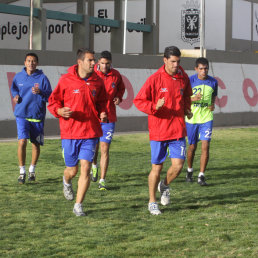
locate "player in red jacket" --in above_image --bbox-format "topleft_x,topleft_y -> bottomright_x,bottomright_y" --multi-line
90,51 -> 125,190
134,46 -> 193,215
47,48 -> 107,216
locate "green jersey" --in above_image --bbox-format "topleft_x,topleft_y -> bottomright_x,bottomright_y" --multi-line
185,74 -> 218,124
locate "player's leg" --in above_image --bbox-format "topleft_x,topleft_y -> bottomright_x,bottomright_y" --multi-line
16,118 -> 30,184
159,138 -> 186,206
28,142 -> 40,181
97,122 -> 115,190
186,122 -> 199,182
148,141 -> 167,215
62,139 -> 80,201
90,140 -> 99,182
197,121 -> 213,186
166,158 -> 185,185
148,163 -> 163,215
76,159 -> 91,204
28,120 -> 44,181
186,143 -> 197,181
18,139 -> 27,167
99,141 -> 110,190
200,140 -> 210,173
73,138 -> 98,216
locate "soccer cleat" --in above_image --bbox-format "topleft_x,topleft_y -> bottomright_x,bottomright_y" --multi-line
186,172 -> 193,182
148,202 -> 161,215
63,182 -> 74,201
98,181 -> 107,190
198,175 -> 208,186
28,172 -> 36,182
90,166 -> 98,182
158,180 -> 170,206
73,203 -> 86,216
18,174 -> 26,184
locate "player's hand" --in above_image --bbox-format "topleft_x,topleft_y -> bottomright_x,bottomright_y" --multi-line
13,95 -> 20,104
100,112 -> 107,122
185,109 -> 193,119
156,97 -> 165,110
192,92 -> 202,101
32,85 -> 40,94
57,107 -> 73,118
208,103 -> 215,111
113,97 -> 120,105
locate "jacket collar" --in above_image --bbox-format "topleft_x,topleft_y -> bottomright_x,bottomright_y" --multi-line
68,64 -> 99,81
160,64 -> 185,79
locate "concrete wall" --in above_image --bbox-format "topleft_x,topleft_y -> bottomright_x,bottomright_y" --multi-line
1,48 -> 258,139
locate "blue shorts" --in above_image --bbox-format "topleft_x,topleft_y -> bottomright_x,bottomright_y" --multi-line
150,138 -> 186,164
16,117 -> 44,145
62,138 -> 98,167
186,121 -> 213,145
100,122 -> 115,144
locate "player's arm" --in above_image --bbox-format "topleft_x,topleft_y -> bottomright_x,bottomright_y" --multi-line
183,77 -> 193,119
208,95 -> 216,111
208,80 -> 218,111
11,78 -> 20,104
114,75 -> 126,105
134,79 -> 160,115
191,92 -> 202,102
35,76 -> 52,102
96,81 -> 108,122
47,81 -> 66,118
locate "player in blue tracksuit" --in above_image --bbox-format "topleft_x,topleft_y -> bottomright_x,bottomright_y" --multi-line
11,53 -> 52,184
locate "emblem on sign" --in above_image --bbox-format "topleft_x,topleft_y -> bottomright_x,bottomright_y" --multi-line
181,0 -> 200,45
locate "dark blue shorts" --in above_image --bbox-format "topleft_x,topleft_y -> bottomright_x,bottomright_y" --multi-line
100,122 -> 115,144
150,138 -> 186,164
186,120 -> 213,145
16,117 -> 44,145
62,138 -> 98,167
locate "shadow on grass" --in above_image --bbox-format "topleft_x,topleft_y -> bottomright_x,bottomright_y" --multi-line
166,189 -> 258,212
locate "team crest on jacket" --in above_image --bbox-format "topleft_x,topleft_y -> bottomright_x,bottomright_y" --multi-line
181,0 -> 200,45
112,82 -> 116,88
92,89 -> 96,97
160,88 -> 168,93
73,89 -> 80,94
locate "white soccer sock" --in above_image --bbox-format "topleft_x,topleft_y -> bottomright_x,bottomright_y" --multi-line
198,172 -> 204,177
99,179 -> 105,184
92,164 -> 97,169
63,176 -> 71,186
29,165 -> 36,173
187,167 -> 193,173
19,166 -> 26,175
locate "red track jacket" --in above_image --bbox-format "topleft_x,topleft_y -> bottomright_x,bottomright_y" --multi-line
94,65 -> 125,122
134,65 -> 192,141
47,65 -> 107,139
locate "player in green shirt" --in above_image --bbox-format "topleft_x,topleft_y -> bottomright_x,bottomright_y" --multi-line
185,58 -> 218,186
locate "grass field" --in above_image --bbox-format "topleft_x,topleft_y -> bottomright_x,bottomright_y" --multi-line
0,127 -> 258,257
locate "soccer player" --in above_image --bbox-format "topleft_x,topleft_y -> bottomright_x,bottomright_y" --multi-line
134,46 -> 193,215
90,51 -> 125,190
185,57 -> 218,186
47,48 -> 107,216
11,53 -> 52,184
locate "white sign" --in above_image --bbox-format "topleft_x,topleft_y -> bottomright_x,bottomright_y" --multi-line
1,62 -> 258,121
0,0 -> 227,52
232,0 -> 251,40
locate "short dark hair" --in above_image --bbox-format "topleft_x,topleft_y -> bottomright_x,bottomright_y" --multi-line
164,46 -> 181,59
195,57 -> 209,68
77,48 -> 95,60
100,50 -> 112,61
25,53 -> 38,62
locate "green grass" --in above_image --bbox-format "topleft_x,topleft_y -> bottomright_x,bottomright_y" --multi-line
0,128 -> 258,257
